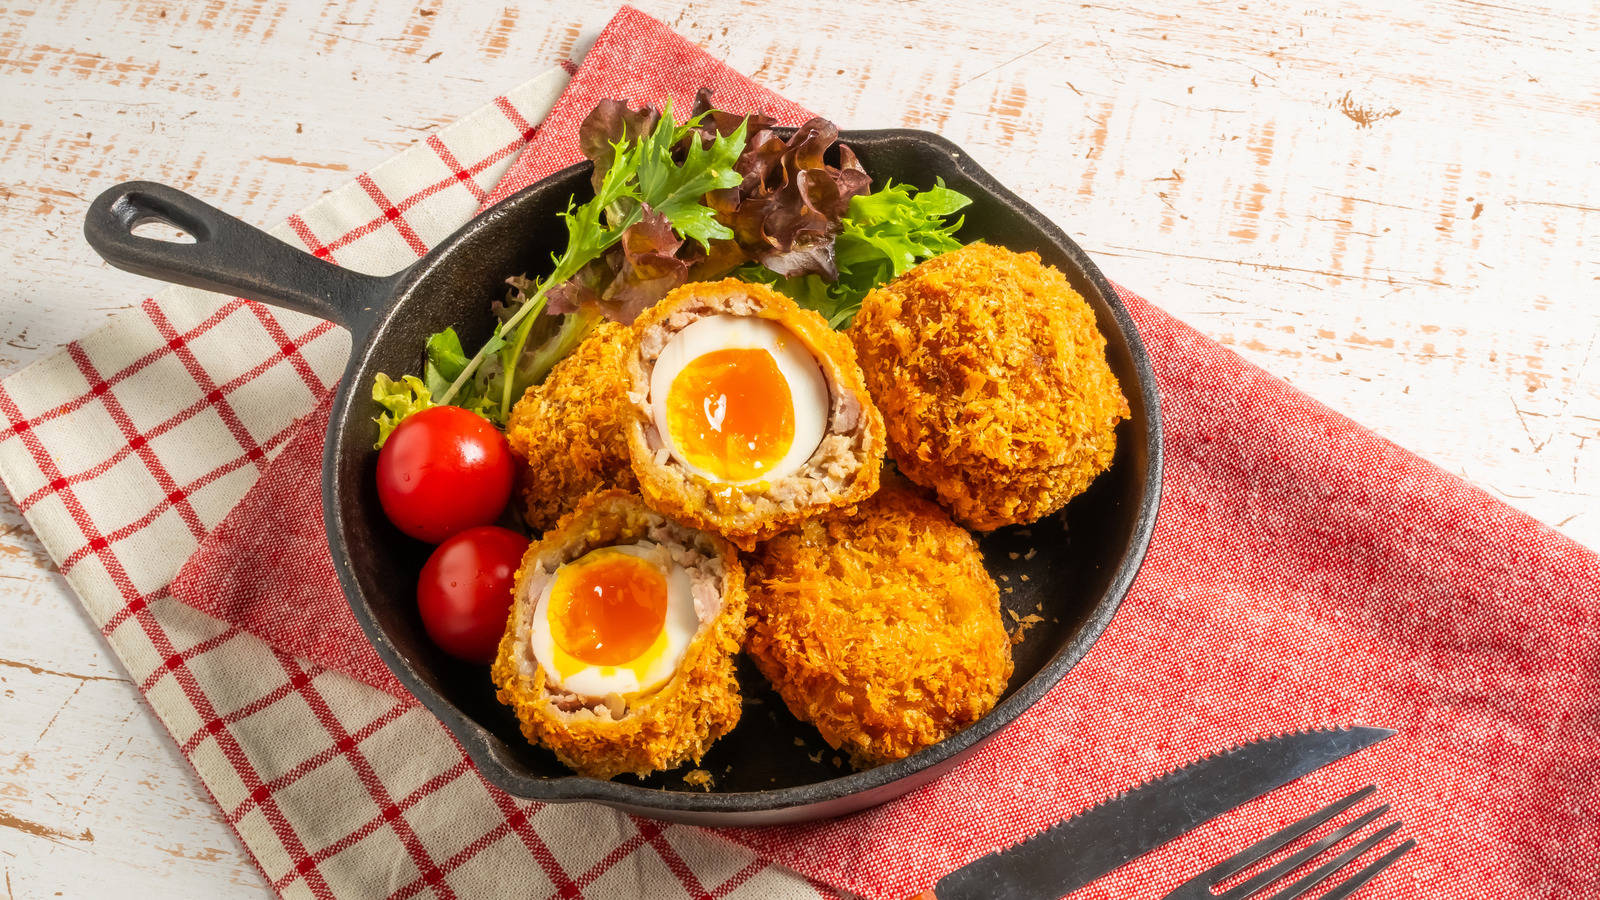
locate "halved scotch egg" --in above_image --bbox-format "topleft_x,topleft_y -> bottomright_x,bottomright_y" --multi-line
624,279 -> 886,550
491,490 -> 745,779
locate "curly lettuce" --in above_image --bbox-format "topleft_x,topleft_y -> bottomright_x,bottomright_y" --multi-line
740,179 -> 970,327
371,374 -> 433,449
374,100 -> 749,429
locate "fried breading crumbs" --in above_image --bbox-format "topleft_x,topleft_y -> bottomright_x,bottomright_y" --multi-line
505,322 -> 637,532
848,243 -> 1128,530
745,483 -> 1012,769
1007,614 -> 1046,646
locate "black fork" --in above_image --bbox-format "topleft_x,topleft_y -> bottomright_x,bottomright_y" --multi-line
1163,786 -> 1416,900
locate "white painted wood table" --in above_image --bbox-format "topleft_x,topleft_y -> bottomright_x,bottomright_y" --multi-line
2,1 -> 1595,896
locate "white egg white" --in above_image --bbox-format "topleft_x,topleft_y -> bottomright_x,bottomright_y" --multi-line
648,314 -> 829,485
529,542 -> 699,698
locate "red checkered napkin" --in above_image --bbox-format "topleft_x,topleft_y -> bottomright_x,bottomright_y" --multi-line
25,6 -> 1599,900
0,60 -> 827,900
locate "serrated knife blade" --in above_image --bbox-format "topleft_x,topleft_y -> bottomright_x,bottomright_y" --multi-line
920,726 -> 1394,900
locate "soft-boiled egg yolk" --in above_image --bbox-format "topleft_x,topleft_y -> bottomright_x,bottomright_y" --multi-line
665,347 -> 795,482
530,542 -> 699,698
548,547 -> 667,666
649,315 -> 829,485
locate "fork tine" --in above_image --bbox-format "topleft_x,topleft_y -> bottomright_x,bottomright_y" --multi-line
1195,786 -> 1377,888
1316,838 -> 1417,900
1220,803 -> 1390,899
1264,821 -> 1405,900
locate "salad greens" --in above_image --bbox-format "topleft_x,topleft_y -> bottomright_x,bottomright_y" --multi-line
738,179 -> 970,328
372,92 -> 971,445
375,103 -> 747,443
371,374 -> 434,448
475,109 -> 750,419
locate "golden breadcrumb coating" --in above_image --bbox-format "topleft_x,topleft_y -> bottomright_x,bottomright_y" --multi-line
491,490 -> 746,779
848,243 -> 1130,531
624,279 -> 886,551
745,483 -> 1013,768
505,321 -> 638,533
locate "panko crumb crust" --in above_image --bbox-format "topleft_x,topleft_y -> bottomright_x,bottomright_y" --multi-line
745,482 -> 1013,768
848,242 -> 1130,531
490,489 -> 746,780
505,320 -> 639,534
624,279 -> 886,551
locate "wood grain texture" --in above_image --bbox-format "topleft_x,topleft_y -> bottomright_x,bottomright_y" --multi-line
1,0 -> 1595,896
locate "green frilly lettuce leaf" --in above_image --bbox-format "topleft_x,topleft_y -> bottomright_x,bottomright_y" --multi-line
740,178 -> 970,327
370,374 -> 433,449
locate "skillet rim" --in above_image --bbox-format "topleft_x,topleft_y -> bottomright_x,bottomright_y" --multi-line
322,127 -> 1164,819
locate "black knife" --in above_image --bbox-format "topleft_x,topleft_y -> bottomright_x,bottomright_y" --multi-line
909,726 -> 1394,900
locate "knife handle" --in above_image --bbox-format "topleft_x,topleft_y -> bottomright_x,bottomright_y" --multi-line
905,892 -> 938,899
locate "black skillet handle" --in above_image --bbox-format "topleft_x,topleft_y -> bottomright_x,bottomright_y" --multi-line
84,181 -> 395,342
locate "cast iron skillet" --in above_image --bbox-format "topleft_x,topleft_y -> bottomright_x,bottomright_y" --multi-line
83,129 -> 1162,825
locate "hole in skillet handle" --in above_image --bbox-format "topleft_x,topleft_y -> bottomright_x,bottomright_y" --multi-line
95,183 -> 218,254
129,219 -> 197,244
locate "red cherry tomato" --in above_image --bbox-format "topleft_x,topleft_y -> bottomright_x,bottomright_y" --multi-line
417,525 -> 529,663
377,405 -> 514,543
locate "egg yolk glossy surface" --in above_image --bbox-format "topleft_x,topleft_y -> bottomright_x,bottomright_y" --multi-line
648,315 -> 830,485
530,542 -> 699,698
665,347 -> 796,482
548,547 -> 667,667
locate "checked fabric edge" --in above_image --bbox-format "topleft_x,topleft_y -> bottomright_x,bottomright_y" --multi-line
0,67 -> 570,898
0,63 -> 829,900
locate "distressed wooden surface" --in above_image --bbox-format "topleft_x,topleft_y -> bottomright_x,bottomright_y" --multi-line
1,0 -> 1596,895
